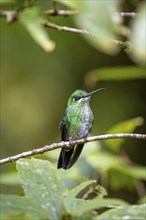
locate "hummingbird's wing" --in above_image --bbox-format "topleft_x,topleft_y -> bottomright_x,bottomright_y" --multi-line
57,121 -> 84,169
57,119 -> 74,169
60,120 -> 67,141
57,112 -> 86,169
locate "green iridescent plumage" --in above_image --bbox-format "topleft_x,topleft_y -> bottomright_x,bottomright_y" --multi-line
57,88 -> 105,169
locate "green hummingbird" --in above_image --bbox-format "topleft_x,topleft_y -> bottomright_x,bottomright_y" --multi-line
57,88 -> 105,170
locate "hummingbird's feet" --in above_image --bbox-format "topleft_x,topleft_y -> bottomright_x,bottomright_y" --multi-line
69,140 -> 75,147
83,136 -> 88,143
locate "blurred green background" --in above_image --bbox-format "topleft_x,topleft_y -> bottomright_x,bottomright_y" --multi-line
0,0 -> 146,204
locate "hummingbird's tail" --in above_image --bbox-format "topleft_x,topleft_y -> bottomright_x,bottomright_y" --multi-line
57,144 -> 84,169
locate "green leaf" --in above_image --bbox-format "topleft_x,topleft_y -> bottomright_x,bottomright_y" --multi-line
16,159 -> 67,219
86,66 -> 146,83
107,166 -> 146,190
65,183 -> 108,215
0,0 -> 36,9
105,117 -> 144,152
0,171 -> 21,185
138,196 -> 146,204
64,178 -> 126,218
65,183 -> 128,217
96,204 -> 146,220
87,151 -> 146,180
86,151 -> 146,180
86,151 -> 118,171
0,0 -> 15,3
129,2 -> 146,65
86,151 -> 146,189
58,0 -> 80,9
65,196 -> 128,217
0,194 -> 39,218
59,0 -> 121,54
67,180 -> 97,198
1,159 -> 130,219
1,159 -> 68,219
81,2 -> 121,54
0,192 -> 128,219
20,7 -> 55,52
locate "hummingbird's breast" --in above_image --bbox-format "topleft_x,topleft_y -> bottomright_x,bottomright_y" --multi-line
67,104 -> 93,140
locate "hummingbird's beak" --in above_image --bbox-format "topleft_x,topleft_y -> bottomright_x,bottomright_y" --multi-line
84,88 -> 106,98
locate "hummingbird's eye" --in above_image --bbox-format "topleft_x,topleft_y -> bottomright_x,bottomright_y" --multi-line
73,96 -> 80,102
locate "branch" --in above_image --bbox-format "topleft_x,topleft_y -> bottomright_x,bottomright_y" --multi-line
0,8 -> 137,24
0,10 -> 132,51
117,12 -> 137,17
45,10 -> 137,17
43,22 -> 130,49
43,21 -> 89,34
0,10 -> 17,23
0,133 -> 146,165
45,11 -> 136,17
45,9 -> 78,17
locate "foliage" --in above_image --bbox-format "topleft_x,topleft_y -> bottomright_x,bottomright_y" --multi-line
0,0 -> 145,65
1,158 -> 140,220
19,7 -> 55,52
0,0 -> 146,219
85,66 -> 146,84
96,204 -> 146,220
1,117 -> 145,191
105,117 -> 144,152
45,117 -> 146,192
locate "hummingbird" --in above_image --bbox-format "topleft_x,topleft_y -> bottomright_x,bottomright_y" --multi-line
57,88 -> 105,170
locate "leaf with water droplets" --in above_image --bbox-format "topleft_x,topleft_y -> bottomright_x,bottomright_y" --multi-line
16,158 -> 67,219
1,159 -> 130,219
96,204 -> 146,220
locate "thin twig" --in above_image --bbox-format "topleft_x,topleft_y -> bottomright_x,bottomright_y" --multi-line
0,8 -> 137,24
43,22 -> 130,49
45,9 -> 78,17
0,10 -> 17,23
117,12 -> 137,17
45,11 -> 136,17
43,21 -> 90,34
0,10 -> 131,50
0,133 -> 146,165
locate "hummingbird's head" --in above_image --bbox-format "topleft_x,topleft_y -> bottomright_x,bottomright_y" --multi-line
67,88 -> 105,107
68,90 -> 89,107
